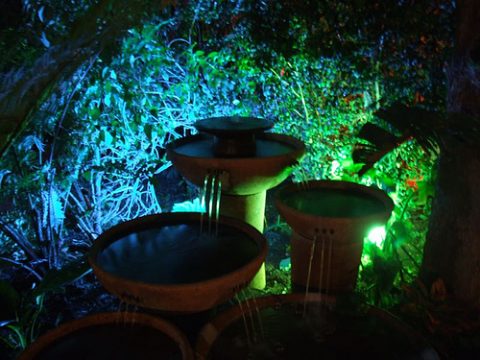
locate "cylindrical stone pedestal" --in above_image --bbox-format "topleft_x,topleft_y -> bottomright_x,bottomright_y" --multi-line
290,230 -> 363,293
220,191 -> 267,289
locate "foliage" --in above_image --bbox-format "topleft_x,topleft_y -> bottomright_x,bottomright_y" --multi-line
172,198 -> 204,213
353,102 -> 480,175
263,263 -> 291,295
0,0 -> 176,159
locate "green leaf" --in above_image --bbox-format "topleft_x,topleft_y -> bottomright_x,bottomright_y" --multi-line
144,124 -> 153,140
104,94 -> 111,107
390,221 -> 411,247
32,260 -> 91,297
102,129 -> 113,148
414,179 -> 435,206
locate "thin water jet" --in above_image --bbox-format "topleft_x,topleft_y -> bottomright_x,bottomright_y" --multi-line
235,294 -> 253,348
303,230 -> 317,318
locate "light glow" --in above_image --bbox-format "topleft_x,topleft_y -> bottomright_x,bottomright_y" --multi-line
366,225 -> 386,248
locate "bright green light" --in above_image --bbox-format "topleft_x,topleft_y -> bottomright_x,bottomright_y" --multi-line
330,160 -> 341,178
366,226 -> 386,248
361,253 -> 372,266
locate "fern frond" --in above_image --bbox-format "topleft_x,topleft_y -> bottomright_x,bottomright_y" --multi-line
353,101 -> 480,175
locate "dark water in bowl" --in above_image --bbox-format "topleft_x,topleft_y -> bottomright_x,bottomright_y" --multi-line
97,223 -> 259,284
281,187 -> 386,218
208,303 -> 438,360
35,323 -> 182,360
173,139 -> 294,158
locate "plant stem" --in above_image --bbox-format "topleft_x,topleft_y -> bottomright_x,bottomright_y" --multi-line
0,256 -> 42,280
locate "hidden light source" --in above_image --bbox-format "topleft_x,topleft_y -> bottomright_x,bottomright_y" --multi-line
366,225 -> 386,248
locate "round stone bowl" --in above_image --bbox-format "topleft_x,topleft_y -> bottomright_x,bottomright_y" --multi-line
18,312 -> 194,360
89,212 -> 268,313
275,180 -> 394,239
275,180 -> 394,292
166,133 -> 305,195
195,293 -> 438,360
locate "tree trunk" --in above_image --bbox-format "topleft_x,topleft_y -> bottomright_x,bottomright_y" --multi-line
420,0 -> 480,307
422,144 -> 480,306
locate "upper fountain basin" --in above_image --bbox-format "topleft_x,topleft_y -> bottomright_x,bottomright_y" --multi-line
275,180 -> 394,239
166,133 -> 305,195
194,116 -> 274,136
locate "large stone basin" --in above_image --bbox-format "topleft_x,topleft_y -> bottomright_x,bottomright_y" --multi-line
89,213 -> 267,313
19,312 -> 194,360
196,293 -> 438,360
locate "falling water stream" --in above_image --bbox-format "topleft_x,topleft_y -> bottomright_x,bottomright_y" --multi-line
235,294 -> 253,347
200,170 -> 223,237
303,230 -> 317,317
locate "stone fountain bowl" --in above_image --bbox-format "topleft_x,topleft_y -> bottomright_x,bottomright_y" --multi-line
89,213 -> 267,313
19,312 -> 194,360
275,180 -> 394,239
275,180 -> 394,291
166,133 -> 305,195
195,293 -> 439,360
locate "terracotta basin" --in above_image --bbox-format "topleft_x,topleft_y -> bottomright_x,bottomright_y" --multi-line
275,180 -> 394,238
89,213 -> 267,312
195,293 -> 438,359
166,133 -> 305,195
19,312 -> 194,359
275,180 -> 394,291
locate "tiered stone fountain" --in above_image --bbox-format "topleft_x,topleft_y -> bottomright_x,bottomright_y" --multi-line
19,116 -> 438,359
19,116 -> 305,359
167,116 -> 306,288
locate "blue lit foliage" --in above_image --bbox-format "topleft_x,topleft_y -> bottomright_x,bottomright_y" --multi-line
0,2 -> 453,347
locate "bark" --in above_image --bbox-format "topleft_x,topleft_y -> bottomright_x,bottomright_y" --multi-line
420,0 -> 480,307
422,144 -> 480,306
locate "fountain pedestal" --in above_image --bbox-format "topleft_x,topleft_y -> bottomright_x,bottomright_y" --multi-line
276,180 -> 393,293
167,117 -> 305,289
220,192 -> 266,233
221,192 -> 267,287
290,230 -> 364,292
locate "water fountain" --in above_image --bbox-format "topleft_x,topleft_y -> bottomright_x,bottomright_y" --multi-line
195,293 -> 439,359
18,120 -> 409,360
167,116 -> 305,288
275,180 -> 394,292
19,312 -> 194,360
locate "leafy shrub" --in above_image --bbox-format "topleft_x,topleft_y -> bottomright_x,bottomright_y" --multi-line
0,2 -> 444,322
